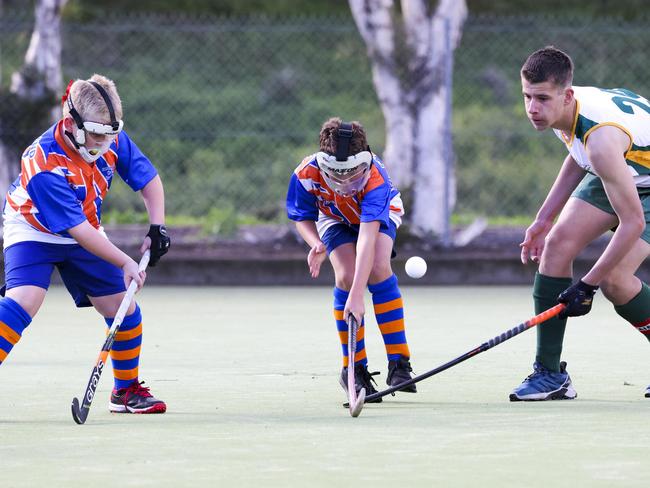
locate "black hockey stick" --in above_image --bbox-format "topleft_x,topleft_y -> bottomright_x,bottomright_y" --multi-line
71,251 -> 150,424
344,304 -> 565,407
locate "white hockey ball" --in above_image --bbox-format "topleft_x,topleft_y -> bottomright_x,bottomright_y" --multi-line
405,256 -> 427,279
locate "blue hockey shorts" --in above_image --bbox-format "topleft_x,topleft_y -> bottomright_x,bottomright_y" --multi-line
3,241 -> 126,307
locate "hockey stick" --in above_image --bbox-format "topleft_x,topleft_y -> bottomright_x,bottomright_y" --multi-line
71,250 -> 150,425
346,314 -> 365,417
344,303 -> 565,407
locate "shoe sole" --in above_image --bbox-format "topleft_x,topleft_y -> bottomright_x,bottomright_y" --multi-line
509,386 -> 577,402
109,402 -> 167,414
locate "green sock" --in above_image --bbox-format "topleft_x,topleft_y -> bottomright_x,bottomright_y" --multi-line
534,272 -> 572,372
614,283 -> 650,342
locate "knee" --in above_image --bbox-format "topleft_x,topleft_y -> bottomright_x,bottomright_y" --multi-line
542,230 -> 580,267
369,260 -> 393,284
600,272 -> 631,303
544,229 -> 576,256
334,269 -> 355,290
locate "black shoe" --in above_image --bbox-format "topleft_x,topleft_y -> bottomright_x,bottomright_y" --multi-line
387,356 -> 417,393
340,363 -> 382,403
109,381 -> 167,414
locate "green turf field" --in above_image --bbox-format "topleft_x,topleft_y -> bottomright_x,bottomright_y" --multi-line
2,286 -> 650,487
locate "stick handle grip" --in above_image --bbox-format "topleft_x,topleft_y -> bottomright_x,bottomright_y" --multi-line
107,250 -> 150,333
483,304 -> 564,349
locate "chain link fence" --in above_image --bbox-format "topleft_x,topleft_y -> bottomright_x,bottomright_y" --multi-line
2,12 -> 649,232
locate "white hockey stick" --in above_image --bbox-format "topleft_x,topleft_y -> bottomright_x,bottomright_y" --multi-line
347,314 -> 365,417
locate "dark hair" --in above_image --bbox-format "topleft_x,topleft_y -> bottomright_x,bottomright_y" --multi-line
319,117 -> 368,155
521,46 -> 574,87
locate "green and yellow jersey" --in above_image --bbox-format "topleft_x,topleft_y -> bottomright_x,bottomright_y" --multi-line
554,86 -> 650,187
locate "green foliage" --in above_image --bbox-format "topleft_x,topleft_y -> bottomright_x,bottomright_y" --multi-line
64,0 -> 351,20
4,12 -> 650,232
466,0 -> 650,20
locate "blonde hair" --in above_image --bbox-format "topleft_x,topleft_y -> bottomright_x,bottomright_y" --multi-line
62,74 -> 123,123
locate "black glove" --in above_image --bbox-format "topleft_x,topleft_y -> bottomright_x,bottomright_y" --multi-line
557,280 -> 599,318
146,224 -> 170,267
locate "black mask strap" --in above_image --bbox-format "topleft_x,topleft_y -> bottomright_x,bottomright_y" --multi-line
67,97 -> 84,131
335,122 -> 353,161
89,81 -> 119,131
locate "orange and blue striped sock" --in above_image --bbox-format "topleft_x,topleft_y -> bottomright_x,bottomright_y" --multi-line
369,275 -> 410,361
334,287 -> 367,368
0,297 -> 32,365
105,304 -> 142,390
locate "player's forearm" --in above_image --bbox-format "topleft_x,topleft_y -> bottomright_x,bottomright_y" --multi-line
295,221 -> 322,248
350,222 -> 380,296
68,221 -> 131,268
536,155 -> 585,222
140,175 -> 166,225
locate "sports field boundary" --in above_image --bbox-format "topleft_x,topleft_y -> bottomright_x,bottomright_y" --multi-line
0,224 -> 638,286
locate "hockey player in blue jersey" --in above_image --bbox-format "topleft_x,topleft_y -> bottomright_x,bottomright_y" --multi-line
0,74 -> 170,414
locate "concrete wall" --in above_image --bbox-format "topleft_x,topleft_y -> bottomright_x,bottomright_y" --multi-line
3,225 -> 648,286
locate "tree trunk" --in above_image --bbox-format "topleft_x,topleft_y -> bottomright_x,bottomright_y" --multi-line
0,0 -> 67,202
10,0 -> 67,116
349,0 -> 467,237
0,0 -> 12,199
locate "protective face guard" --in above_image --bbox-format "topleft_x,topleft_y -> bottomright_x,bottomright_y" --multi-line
316,150 -> 372,196
73,122 -> 122,162
64,80 -> 123,162
82,119 -> 124,137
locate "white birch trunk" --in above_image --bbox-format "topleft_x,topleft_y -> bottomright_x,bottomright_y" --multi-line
0,0 -> 13,202
350,0 -> 467,236
0,0 -> 67,204
11,0 -> 67,102
349,0 -> 415,187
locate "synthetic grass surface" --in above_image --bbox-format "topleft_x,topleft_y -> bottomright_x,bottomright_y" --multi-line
1,286 -> 649,487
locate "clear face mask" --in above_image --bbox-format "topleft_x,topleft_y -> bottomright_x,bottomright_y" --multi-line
64,83 -> 123,163
77,136 -> 114,162
316,151 -> 373,197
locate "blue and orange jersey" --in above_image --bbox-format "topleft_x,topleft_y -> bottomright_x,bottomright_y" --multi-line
2,121 -> 157,248
286,153 -> 404,234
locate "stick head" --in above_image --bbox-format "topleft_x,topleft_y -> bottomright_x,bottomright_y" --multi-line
71,397 -> 88,425
349,387 -> 365,417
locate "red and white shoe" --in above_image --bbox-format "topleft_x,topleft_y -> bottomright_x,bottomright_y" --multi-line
109,381 -> 166,414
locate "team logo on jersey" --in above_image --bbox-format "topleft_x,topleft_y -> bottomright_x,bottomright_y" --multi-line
312,181 -> 331,197
98,162 -> 114,180
70,184 -> 87,202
